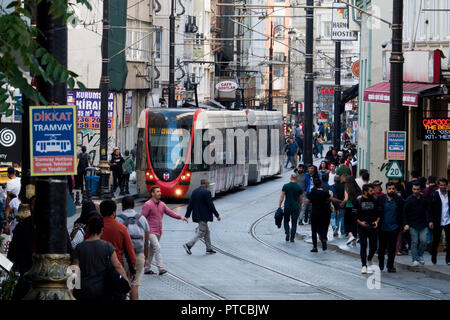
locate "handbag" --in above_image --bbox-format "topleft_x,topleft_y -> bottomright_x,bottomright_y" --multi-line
104,257 -> 131,299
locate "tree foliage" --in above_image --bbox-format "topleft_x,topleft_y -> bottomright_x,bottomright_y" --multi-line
0,0 -> 91,115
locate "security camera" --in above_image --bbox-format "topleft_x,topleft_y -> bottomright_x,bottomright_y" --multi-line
381,39 -> 392,48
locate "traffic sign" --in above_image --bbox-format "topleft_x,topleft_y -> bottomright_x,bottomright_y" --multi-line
385,160 -> 403,179
385,131 -> 406,160
30,105 -> 77,176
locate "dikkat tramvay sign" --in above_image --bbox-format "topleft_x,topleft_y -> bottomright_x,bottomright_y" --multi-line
216,81 -> 238,92
331,2 -> 358,41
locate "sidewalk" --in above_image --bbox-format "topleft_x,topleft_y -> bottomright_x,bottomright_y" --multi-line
295,224 -> 450,281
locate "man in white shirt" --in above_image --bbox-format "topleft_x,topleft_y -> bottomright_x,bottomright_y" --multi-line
6,167 -> 21,197
355,169 -> 369,190
328,163 -> 337,186
429,178 -> 450,265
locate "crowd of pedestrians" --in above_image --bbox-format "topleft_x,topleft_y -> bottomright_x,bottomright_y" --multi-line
279,138 -> 449,275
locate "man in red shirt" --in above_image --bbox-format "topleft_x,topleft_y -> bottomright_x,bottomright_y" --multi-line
99,200 -> 137,277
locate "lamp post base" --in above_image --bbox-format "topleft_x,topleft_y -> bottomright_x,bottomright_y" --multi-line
98,160 -> 112,199
24,253 -> 74,300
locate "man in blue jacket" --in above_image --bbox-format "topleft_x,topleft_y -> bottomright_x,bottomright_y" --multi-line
183,179 -> 221,255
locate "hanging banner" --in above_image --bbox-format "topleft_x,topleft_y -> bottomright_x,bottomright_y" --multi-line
30,106 -> 77,176
67,91 -> 114,130
124,91 -> 133,127
332,2 -> 358,41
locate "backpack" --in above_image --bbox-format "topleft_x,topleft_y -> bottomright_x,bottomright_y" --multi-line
70,223 -> 86,242
117,212 -> 145,254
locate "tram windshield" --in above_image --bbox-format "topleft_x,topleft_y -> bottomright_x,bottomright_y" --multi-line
147,109 -> 194,181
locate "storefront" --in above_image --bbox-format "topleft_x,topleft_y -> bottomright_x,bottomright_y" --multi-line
363,50 -> 449,180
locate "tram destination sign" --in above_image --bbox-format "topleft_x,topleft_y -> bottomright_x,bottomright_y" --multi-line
421,118 -> 450,140
30,106 -> 77,176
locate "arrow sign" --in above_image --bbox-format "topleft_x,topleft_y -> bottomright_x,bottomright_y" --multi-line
385,160 -> 403,179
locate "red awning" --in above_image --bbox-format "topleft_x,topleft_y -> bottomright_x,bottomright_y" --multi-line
363,82 -> 440,106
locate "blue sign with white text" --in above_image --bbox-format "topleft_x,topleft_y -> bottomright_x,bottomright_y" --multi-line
386,131 -> 406,160
30,106 -> 77,176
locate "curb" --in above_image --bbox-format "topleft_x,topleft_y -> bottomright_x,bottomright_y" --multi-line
296,229 -> 450,282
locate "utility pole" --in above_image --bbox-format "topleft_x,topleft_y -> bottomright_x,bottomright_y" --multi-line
236,7 -> 242,109
268,21 -> 273,111
287,35 -> 292,119
389,0 -> 404,132
333,40 -> 341,151
98,0 -> 111,199
169,0 -> 176,108
303,0 -> 314,165
24,1 -> 72,300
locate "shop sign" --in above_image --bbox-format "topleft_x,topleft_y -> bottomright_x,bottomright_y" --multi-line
385,131 -> 406,160
421,118 -> 450,140
216,81 -> 238,92
331,2 -> 358,41
0,123 -> 22,162
124,91 -> 132,127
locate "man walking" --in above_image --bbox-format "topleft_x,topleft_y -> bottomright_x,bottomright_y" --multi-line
295,164 -> 307,225
355,184 -> 380,274
336,158 -> 352,177
183,179 -> 221,254
142,187 -> 188,275
403,182 -> 429,267
305,179 -> 332,252
377,182 -> 404,272
278,174 -> 303,242
330,175 -> 345,237
116,196 -> 150,300
98,200 -> 137,278
122,150 -> 134,194
429,178 -> 450,265
284,139 -> 299,169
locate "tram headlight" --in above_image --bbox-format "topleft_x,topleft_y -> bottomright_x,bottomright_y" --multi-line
146,171 -> 154,180
175,189 -> 182,196
180,171 -> 191,181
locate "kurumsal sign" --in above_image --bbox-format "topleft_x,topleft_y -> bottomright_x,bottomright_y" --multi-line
216,81 -> 238,92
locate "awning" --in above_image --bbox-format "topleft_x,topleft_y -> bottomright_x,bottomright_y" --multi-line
363,82 -> 441,106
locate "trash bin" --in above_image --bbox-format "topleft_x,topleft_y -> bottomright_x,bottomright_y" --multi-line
85,167 -> 100,196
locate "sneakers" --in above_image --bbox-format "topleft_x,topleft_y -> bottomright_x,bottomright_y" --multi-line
206,249 -> 216,254
361,266 -> 367,274
412,261 -> 420,267
183,243 -> 192,255
298,221 -> 304,226
290,238 -> 295,243
321,240 -> 327,251
346,236 -> 356,246
387,267 -> 397,273
310,247 -> 318,253
378,258 -> 385,271
418,257 -> 425,265
285,234 -> 290,241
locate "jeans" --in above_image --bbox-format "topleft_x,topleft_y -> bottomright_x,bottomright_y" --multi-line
378,229 -> 399,269
409,227 -> 428,262
344,207 -> 357,236
431,224 -> 450,263
358,226 -> 378,267
112,170 -> 123,193
284,209 -> 300,240
311,219 -> 329,249
301,202 -> 312,223
187,221 -> 212,250
331,208 -> 345,235
122,173 -> 130,193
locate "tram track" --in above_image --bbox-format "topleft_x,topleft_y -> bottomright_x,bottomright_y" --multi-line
248,211 -> 442,300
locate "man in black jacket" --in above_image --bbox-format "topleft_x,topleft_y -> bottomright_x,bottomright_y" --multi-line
377,182 -> 404,272
183,179 -> 221,255
404,182 -> 429,267
429,178 -> 450,265
355,184 -> 381,274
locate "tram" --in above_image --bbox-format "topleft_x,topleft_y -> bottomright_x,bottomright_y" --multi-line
136,108 -> 284,199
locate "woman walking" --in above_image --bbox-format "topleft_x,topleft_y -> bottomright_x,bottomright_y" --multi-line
341,175 -> 362,246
